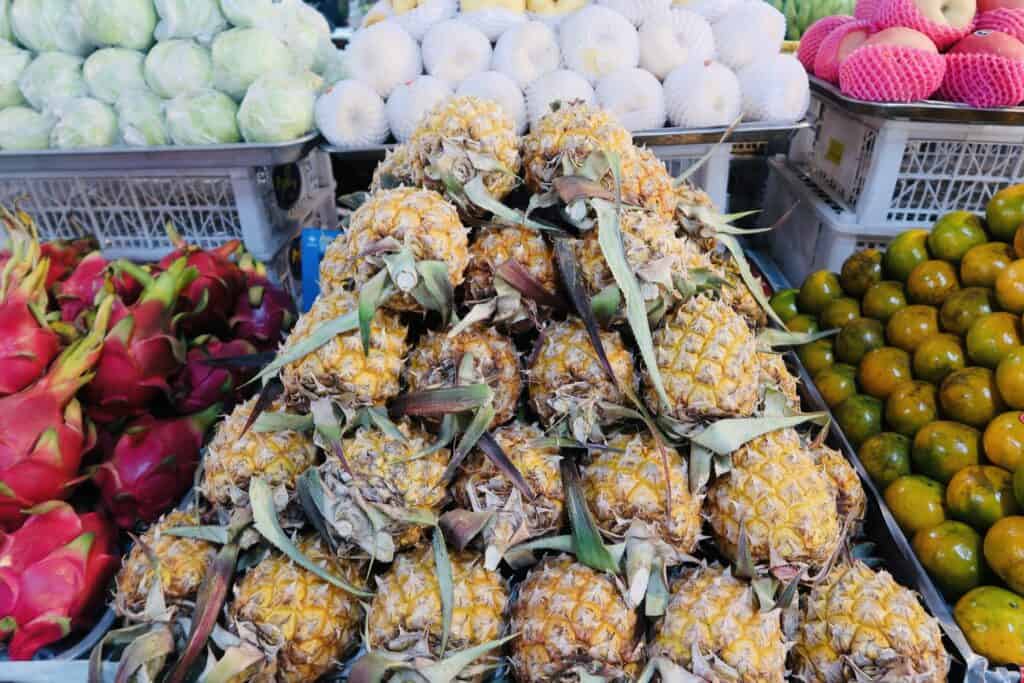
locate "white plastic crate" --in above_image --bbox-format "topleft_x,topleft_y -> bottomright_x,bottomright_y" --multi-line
797,93 -> 1024,227
650,142 -> 731,211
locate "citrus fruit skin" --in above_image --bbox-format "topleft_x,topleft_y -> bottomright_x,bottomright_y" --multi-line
798,270 -> 844,315
859,432 -> 912,489
997,348 -> 1024,410
996,259 -> 1024,314
885,305 -> 939,353
857,346 -> 912,400
984,516 -> 1024,594
913,333 -> 966,385
884,229 -> 930,281
913,521 -> 987,599
912,420 -> 982,483
819,297 -> 860,329
884,475 -> 947,535
947,465 -> 1019,532
884,380 -> 937,437
797,338 -> 835,376
834,393 -> 883,447
928,210 -> 988,263
961,241 -> 1014,288
813,363 -> 857,408
955,585 -> 1024,666
787,314 -> 820,334
984,412 -> 1024,472
907,259 -> 961,306
1015,225 -> 1024,259
987,183 -> 1024,242
769,288 -> 800,322
1015,466 -> 1024,509
940,367 -> 1005,429
940,287 -> 996,336
835,318 -> 885,365
840,248 -> 882,297
966,312 -> 1022,368
861,280 -> 907,322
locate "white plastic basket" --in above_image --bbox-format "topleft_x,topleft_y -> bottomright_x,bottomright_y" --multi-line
650,142 -> 731,211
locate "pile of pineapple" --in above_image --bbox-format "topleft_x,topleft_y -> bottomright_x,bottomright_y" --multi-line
103,97 -> 951,682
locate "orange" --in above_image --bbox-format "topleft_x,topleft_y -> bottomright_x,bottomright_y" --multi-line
884,229 -> 930,282
884,475 -> 946,535
858,432 -> 912,489
983,412 -> 1024,471
955,586 -> 1024,666
833,394 -> 882,446
997,347 -> 1024,409
913,521 -> 987,599
1015,224 -> 1024,258
940,287 -> 997,336
912,420 -> 982,483
884,380 -> 937,437
913,334 -> 966,385
861,280 -> 907,322
966,312 -> 1022,368
940,367 -> 1005,429
929,210 -> 988,263
835,317 -> 885,364
961,241 -> 1014,288
885,305 -> 939,353
947,465 -> 1018,531
840,248 -> 883,297
798,270 -> 843,315
907,260 -> 960,306
857,346 -> 912,400
797,338 -> 835,376
984,516 -> 1024,594
813,363 -> 857,408
819,297 -> 861,329
996,259 -> 1024,314
987,183 -> 1024,241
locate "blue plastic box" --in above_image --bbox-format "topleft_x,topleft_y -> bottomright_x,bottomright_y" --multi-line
301,227 -> 341,312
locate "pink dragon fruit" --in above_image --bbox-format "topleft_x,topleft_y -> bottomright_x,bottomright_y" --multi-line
171,336 -> 259,413
81,258 -> 198,424
229,254 -> 296,350
0,254 -> 60,397
0,501 -> 117,660
57,251 -> 144,325
93,404 -> 220,528
40,236 -> 99,289
158,226 -> 245,337
0,297 -> 113,530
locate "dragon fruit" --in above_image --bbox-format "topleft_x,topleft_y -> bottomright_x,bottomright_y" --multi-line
40,236 -> 99,289
158,226 -> 245,337
0,253 -> 60,397
81,258 -> 198,424
93,404 -> 220,528
0,501 -> 117,660
0,297 -> 113,530
229,254 -> 296,350
57,251 -> 144,326
171,336 -> 259,413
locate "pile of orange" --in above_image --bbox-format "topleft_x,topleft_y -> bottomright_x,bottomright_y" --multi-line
771,184 -> 1024,665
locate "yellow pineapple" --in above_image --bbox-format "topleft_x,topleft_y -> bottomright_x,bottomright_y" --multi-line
718,256 -> 769,329
452,421 -> 564,566
114,509 -> 216,616
371,142 -> 425,192
646,294 -> 760,420
618,147 -> 678,219
758,351 -> 801,408
581,432 -> 701,559
229,535 -> 366,683
509,555 -> 642,682
404,325 -> 522,428
279,289 -> 408,410
528,318 -> 637,441
465,224 -> 557,302
649,564 -> 787,682
794,561 -> 949,682
201,397 -> 319,512
810,443 -> 867,526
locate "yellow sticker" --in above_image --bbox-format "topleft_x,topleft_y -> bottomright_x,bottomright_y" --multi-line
825,138 -> 844,166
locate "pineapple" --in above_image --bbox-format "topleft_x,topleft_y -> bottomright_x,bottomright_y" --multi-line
758,351 -> 801,408
371,142 -> 425,192
649,564 -> 787,682
201,397 -> 319,512
618,147 -> 679,219
646,294 -> 760,421
510,555 -> 643,682
368,546 -> 508,661
718,256 -> 770,329
528,318 -> 637,441
452,421 -> 565,565
793,561 -> 949,682
465,224 -> 557,302
810,443 -> 867,526
279,289 -> 409,410
404,325 -> 522,428
317,187 -> 469,311
229,535 -> 366,683
114,509 -> 216,616
581,432 -> 701,559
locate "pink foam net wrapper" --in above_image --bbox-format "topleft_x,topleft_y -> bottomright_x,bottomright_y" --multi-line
976,8 -> 1024,43
799,15 -> 856,70
839,44 -> 947,101
814,19 -> 875,83
874,0 -> 973,49
939,52 -> 1024,107
855,0 -> 882,21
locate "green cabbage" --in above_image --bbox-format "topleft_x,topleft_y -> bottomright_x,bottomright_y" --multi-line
219,0 -> 273,27
0,40 -> 30,108
0,106 -> 53,149
50,97 -> 119,149
263,0 -> 333,73
19,52 -> 88,111
154,0 -> 228,43
84,48 -> 147,104
11,0 -> 92,55
211,27 -> 293,101
75,0 -> 157,50
116,88 -> 169,146
0,0 -> 13,43
165,88 -> 240,145
238,69 -> 320,143
144,39 -> 213,98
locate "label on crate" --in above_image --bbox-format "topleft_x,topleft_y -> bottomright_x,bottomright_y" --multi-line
825,138 -> 845,166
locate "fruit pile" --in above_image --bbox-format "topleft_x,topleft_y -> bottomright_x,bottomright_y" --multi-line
0,216 -> 295,660
799,0 -> 1024,106
776,183 -> 1024,665
88,96 -> 952,681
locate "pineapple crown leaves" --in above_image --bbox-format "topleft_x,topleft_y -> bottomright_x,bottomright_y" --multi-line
88,623 -> 174,683
195,643 -> 266,683
462,176 -> 563,234
252,309 -> 358,386
349,635 -> 517,683
433,527 -> 455,657
637,657 -> 707,683
673,116 -> 741,188
437,509 -> 495,553
757,327 -> 837,351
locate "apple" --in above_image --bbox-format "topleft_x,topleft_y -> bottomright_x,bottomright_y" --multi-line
978,0 -> 1024,12
910,0 -> 976,28
863,26 -> 940,52
950,29 -> 1024,58
836,26 -> 872,60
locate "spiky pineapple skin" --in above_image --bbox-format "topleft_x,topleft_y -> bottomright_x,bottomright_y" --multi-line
811,444 -> 867,527
404,325 -> 522,428
115,509 -> 215,614
651,564 -> 787,682
719,257 -> 769,328
201,397 -> 319,511
795,562 -> 949,682
647,294 -> 760,420
368,546 -> 508,657
618,147 -> 678,219
758,351 -> 801,408
371,143 -> 425,192
230,536 -> 366,683
582,432 -> 701,556
707,428 -> 842,567
466,224 -> 557,301
510,556 -> 642,682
